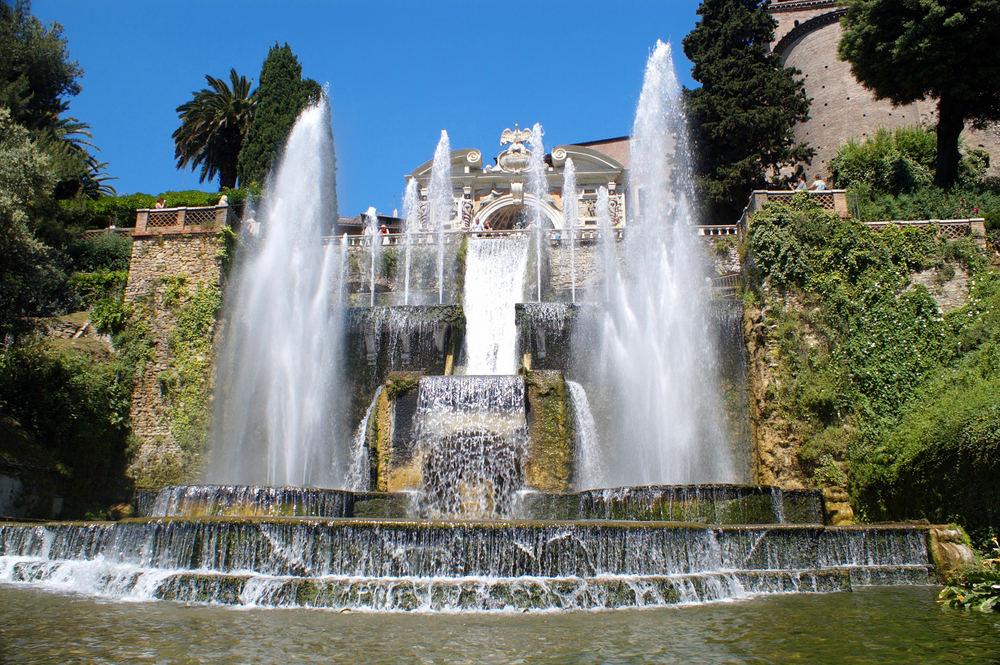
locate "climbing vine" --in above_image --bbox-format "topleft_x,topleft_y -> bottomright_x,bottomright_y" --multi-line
156,280 -> 222,480
748,193 -> 1000,543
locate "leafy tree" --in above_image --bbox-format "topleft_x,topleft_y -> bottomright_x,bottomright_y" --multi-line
237,43 -> 321,187
839,0 -> 1000,188
0,0 -> 82,132
0,107 -> 72,339
682,0 -> 813,220
0,1 -> 112,205
173,69 -> 256,190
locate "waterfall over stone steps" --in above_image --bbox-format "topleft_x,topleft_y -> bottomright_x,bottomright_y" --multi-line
0,519 -> 935,611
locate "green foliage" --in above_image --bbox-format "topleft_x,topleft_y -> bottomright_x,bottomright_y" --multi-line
830,127 -> 936,195
682,0 -> 813,219
66,231 -> 132,271
57,188 -> 251,232
68,268 -> 127,307
237,43 -> 322,187
173,69 -> 256,190
839,0 -> 1000,187
0,1 -> 82,132
750,193 -> 1000,538
847,178 -> 1000,223
940,538 -> 1000,612
380,247 -> 398,281
158,281 -> 221,477
216,224 -> 241,279
0,2 -> 112,203
0,106 -> 79,338
0,341 -> 131,516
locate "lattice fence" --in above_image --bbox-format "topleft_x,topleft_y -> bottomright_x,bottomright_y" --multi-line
147,210 -> 180,228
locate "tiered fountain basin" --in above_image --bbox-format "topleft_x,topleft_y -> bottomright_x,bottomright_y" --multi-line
0,514 -> 936,611
146,484 -> 821,524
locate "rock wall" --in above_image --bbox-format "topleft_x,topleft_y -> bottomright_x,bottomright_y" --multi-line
124,231 -> 222,486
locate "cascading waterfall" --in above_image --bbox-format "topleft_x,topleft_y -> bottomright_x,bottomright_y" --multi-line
572,40 -> 733,487
209,96 -> 346,488
412,376 -> 528,517
346,387 -> 382,491
429,131 -> 452,305
563,157 -> 578,303
401,179 -> 419,305
462,237 -> 529,375
0,41 -> 951,618
528,123 -> 547,302
567,380 -> 602,489
0,520 -> 935,610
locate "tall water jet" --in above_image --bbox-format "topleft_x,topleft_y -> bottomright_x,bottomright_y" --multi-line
528,123 -> 547,302
562,157 -> 578,303
209,96 -> 347,487
429,131 -> 452,305
365,207 -> 379,307
463,237 -> 529,375
573,41 -> 732,487
597,186 -> 614,303
401,179 -> 419,306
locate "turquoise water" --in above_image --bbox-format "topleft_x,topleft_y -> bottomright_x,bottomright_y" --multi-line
0,585 -> 997,663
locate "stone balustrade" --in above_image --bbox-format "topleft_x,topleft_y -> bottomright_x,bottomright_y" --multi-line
134,205 -> 237,237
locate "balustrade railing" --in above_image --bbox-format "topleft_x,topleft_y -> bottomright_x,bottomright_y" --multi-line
134,205 -> 237,235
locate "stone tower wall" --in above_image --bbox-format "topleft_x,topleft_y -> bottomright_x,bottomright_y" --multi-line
124,231 -> 222,486
769,0 -> 1000,179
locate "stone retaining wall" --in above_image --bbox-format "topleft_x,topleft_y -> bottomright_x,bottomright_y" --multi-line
124,231 -> 221,486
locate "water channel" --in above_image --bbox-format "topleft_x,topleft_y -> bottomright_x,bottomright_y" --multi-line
0,586 -> 996,663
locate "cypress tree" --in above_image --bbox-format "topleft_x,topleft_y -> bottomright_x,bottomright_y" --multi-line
682,0 -> 813,221
237,43 -> 321,187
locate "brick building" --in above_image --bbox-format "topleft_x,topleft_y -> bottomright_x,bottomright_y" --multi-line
768,0 -> 1000,178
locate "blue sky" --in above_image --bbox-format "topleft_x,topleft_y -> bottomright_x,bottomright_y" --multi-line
33,0 -> 702,217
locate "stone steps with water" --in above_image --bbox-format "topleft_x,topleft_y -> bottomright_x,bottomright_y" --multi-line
0,518 -> 934,611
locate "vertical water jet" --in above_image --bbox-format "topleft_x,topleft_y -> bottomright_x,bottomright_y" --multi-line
402,179 -> 419,306
429,131 -> 452,305
209,96 -> 346,488
528,123 -> 546,303
562,157 -> 578,303
573,41 -> 733,487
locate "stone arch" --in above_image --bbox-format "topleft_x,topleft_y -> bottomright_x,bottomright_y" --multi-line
477,194 -> 564,230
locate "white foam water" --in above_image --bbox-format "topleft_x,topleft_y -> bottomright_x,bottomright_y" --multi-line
209,96 -> 347,487
462,237 -> 529,375
574,41 -> 733,487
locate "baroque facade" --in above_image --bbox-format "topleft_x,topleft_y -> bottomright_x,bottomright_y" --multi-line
406,127 -> 628,231
768,0 -> 1000,178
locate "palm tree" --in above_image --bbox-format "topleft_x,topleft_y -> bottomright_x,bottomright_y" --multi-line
37,116 -> 118,200
173,69 -> 256,190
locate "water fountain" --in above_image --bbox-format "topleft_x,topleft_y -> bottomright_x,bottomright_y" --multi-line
401,179 -> 419,305
563,157 -> 578,303
528,123 -> 547,303
206,97 -> 346,488
429,131 -> 452,305
0,43 -> 955,613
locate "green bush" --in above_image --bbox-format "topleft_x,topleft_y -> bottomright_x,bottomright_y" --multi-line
749,193 -> 1000,539
58,188 -> 252,231
66,232 -> 132,272
0,342 -> 133,515
830,127 -> 936,195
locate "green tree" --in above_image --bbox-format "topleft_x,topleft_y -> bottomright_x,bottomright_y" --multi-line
173,69 -> 256,190
682,0 -> 813,220
0,1 -> 112,206
237,43 -> 321,187
839,0 -> 1000,188
0,0 -> 82,132
0,107 -> 71,339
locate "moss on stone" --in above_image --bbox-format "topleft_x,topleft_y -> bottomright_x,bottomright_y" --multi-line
523,370 -> 574,493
